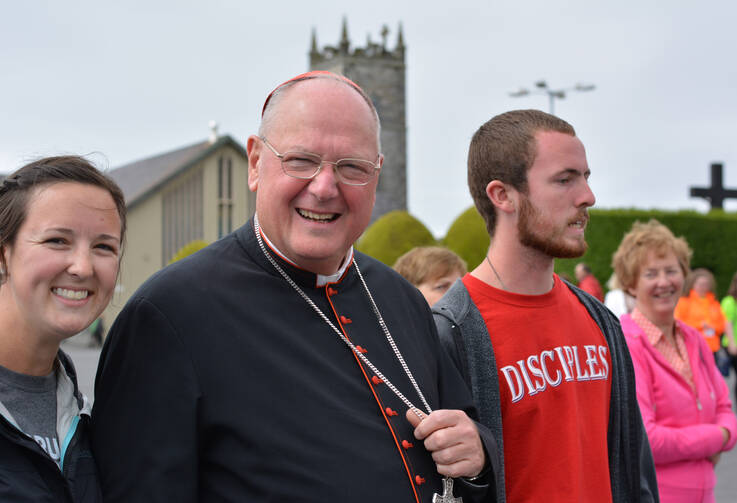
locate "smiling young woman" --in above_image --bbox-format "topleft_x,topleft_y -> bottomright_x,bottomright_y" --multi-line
0,156 -> 126,502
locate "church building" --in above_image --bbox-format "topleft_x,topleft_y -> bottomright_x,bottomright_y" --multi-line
310,19 -> 408,221
102,127 -> 252,326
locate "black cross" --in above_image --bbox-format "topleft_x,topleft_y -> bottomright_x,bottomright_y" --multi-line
689,163 -> 737,209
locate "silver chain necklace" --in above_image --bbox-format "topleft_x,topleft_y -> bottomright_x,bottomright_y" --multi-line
485,254 -> 507,291
253,216 -> 432,416
253,217 -> 465,502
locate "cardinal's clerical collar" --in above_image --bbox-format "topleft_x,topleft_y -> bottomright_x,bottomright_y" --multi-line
256,214 -> 353,287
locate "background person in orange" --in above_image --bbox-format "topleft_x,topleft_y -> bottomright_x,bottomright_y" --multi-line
675,268 -> 727,358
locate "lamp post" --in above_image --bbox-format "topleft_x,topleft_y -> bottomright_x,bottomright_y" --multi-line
509,80 -> 595,115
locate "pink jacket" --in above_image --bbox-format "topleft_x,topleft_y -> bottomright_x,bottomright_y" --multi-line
621,315 -> 737,500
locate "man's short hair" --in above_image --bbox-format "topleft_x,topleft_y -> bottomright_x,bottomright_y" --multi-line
259,71 -> 381,149
393,246 -> 467,287
612,219 -> 692,293
467,109 -> 575,237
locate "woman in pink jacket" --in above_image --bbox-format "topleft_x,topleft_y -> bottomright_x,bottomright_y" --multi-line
612,220 -> 736,502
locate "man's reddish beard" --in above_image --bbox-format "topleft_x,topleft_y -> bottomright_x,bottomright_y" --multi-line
517,194 -> 589,258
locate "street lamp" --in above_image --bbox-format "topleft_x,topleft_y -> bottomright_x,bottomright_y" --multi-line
509,80 -> 595,115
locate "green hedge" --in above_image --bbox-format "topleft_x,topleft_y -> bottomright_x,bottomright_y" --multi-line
356,210 -> 437,266
442,207 -> 490,270
359,206 -> 737,297
556,209 -> 737,297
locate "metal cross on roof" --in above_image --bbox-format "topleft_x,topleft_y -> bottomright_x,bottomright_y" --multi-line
689,163 -> 737,209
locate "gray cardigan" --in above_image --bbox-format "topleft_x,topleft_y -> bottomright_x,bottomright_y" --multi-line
432,279 -> 659,503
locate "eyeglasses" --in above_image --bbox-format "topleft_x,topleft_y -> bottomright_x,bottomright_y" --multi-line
260,137 -> 380,186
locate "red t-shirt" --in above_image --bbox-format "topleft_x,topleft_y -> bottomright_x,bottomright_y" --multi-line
464,273 -> 613,503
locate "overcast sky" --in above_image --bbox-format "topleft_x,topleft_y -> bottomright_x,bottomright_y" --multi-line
2,0 -> 736,236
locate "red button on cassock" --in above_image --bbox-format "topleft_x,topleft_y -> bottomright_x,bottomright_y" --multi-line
385,407 -> 398,416
401,440 -> 414,449
355,345 -> 367,354
327,287 -> 338,296
340,315 -> 352,324
415,475 -> 426,485
371,376 -> 383,385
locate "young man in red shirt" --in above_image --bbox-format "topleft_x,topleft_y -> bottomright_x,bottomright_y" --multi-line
433,110 -> 659,503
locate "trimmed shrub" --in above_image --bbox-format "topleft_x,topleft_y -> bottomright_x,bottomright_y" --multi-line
357,211 -> 436,266
443,207 -> 490,270
168,240 -> 209,264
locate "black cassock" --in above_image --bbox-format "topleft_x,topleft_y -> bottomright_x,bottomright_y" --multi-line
91,219 -> 497,502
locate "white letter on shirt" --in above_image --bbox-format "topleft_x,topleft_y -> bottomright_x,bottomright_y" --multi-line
555,346 -> 575,382
585,345 -> 604,379
527,355 -> 547,393
501,365 -> 525,403
598,345 -> 610,379
573,345 -> 591,380
541,350 -> 562,387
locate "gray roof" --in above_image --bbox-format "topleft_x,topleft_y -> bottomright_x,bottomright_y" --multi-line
108,135 -> 247,208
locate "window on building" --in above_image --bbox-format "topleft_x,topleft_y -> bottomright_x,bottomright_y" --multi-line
162,170 -> 203,265
218,156 -> 233,239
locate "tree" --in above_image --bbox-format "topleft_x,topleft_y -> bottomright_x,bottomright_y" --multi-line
357,211 -> 436,266
443,207 -> 490,270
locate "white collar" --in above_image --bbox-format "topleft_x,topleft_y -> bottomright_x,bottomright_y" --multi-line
255,213 -> 354,287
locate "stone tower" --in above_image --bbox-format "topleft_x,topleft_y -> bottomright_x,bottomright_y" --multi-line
309,19 -> 407,222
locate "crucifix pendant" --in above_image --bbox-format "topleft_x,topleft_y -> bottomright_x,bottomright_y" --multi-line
432,477 -> 462,503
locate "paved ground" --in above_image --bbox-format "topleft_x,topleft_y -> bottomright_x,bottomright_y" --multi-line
714,372 -> 736,503
63,332 -> 737,501
61,331 -> 100,399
